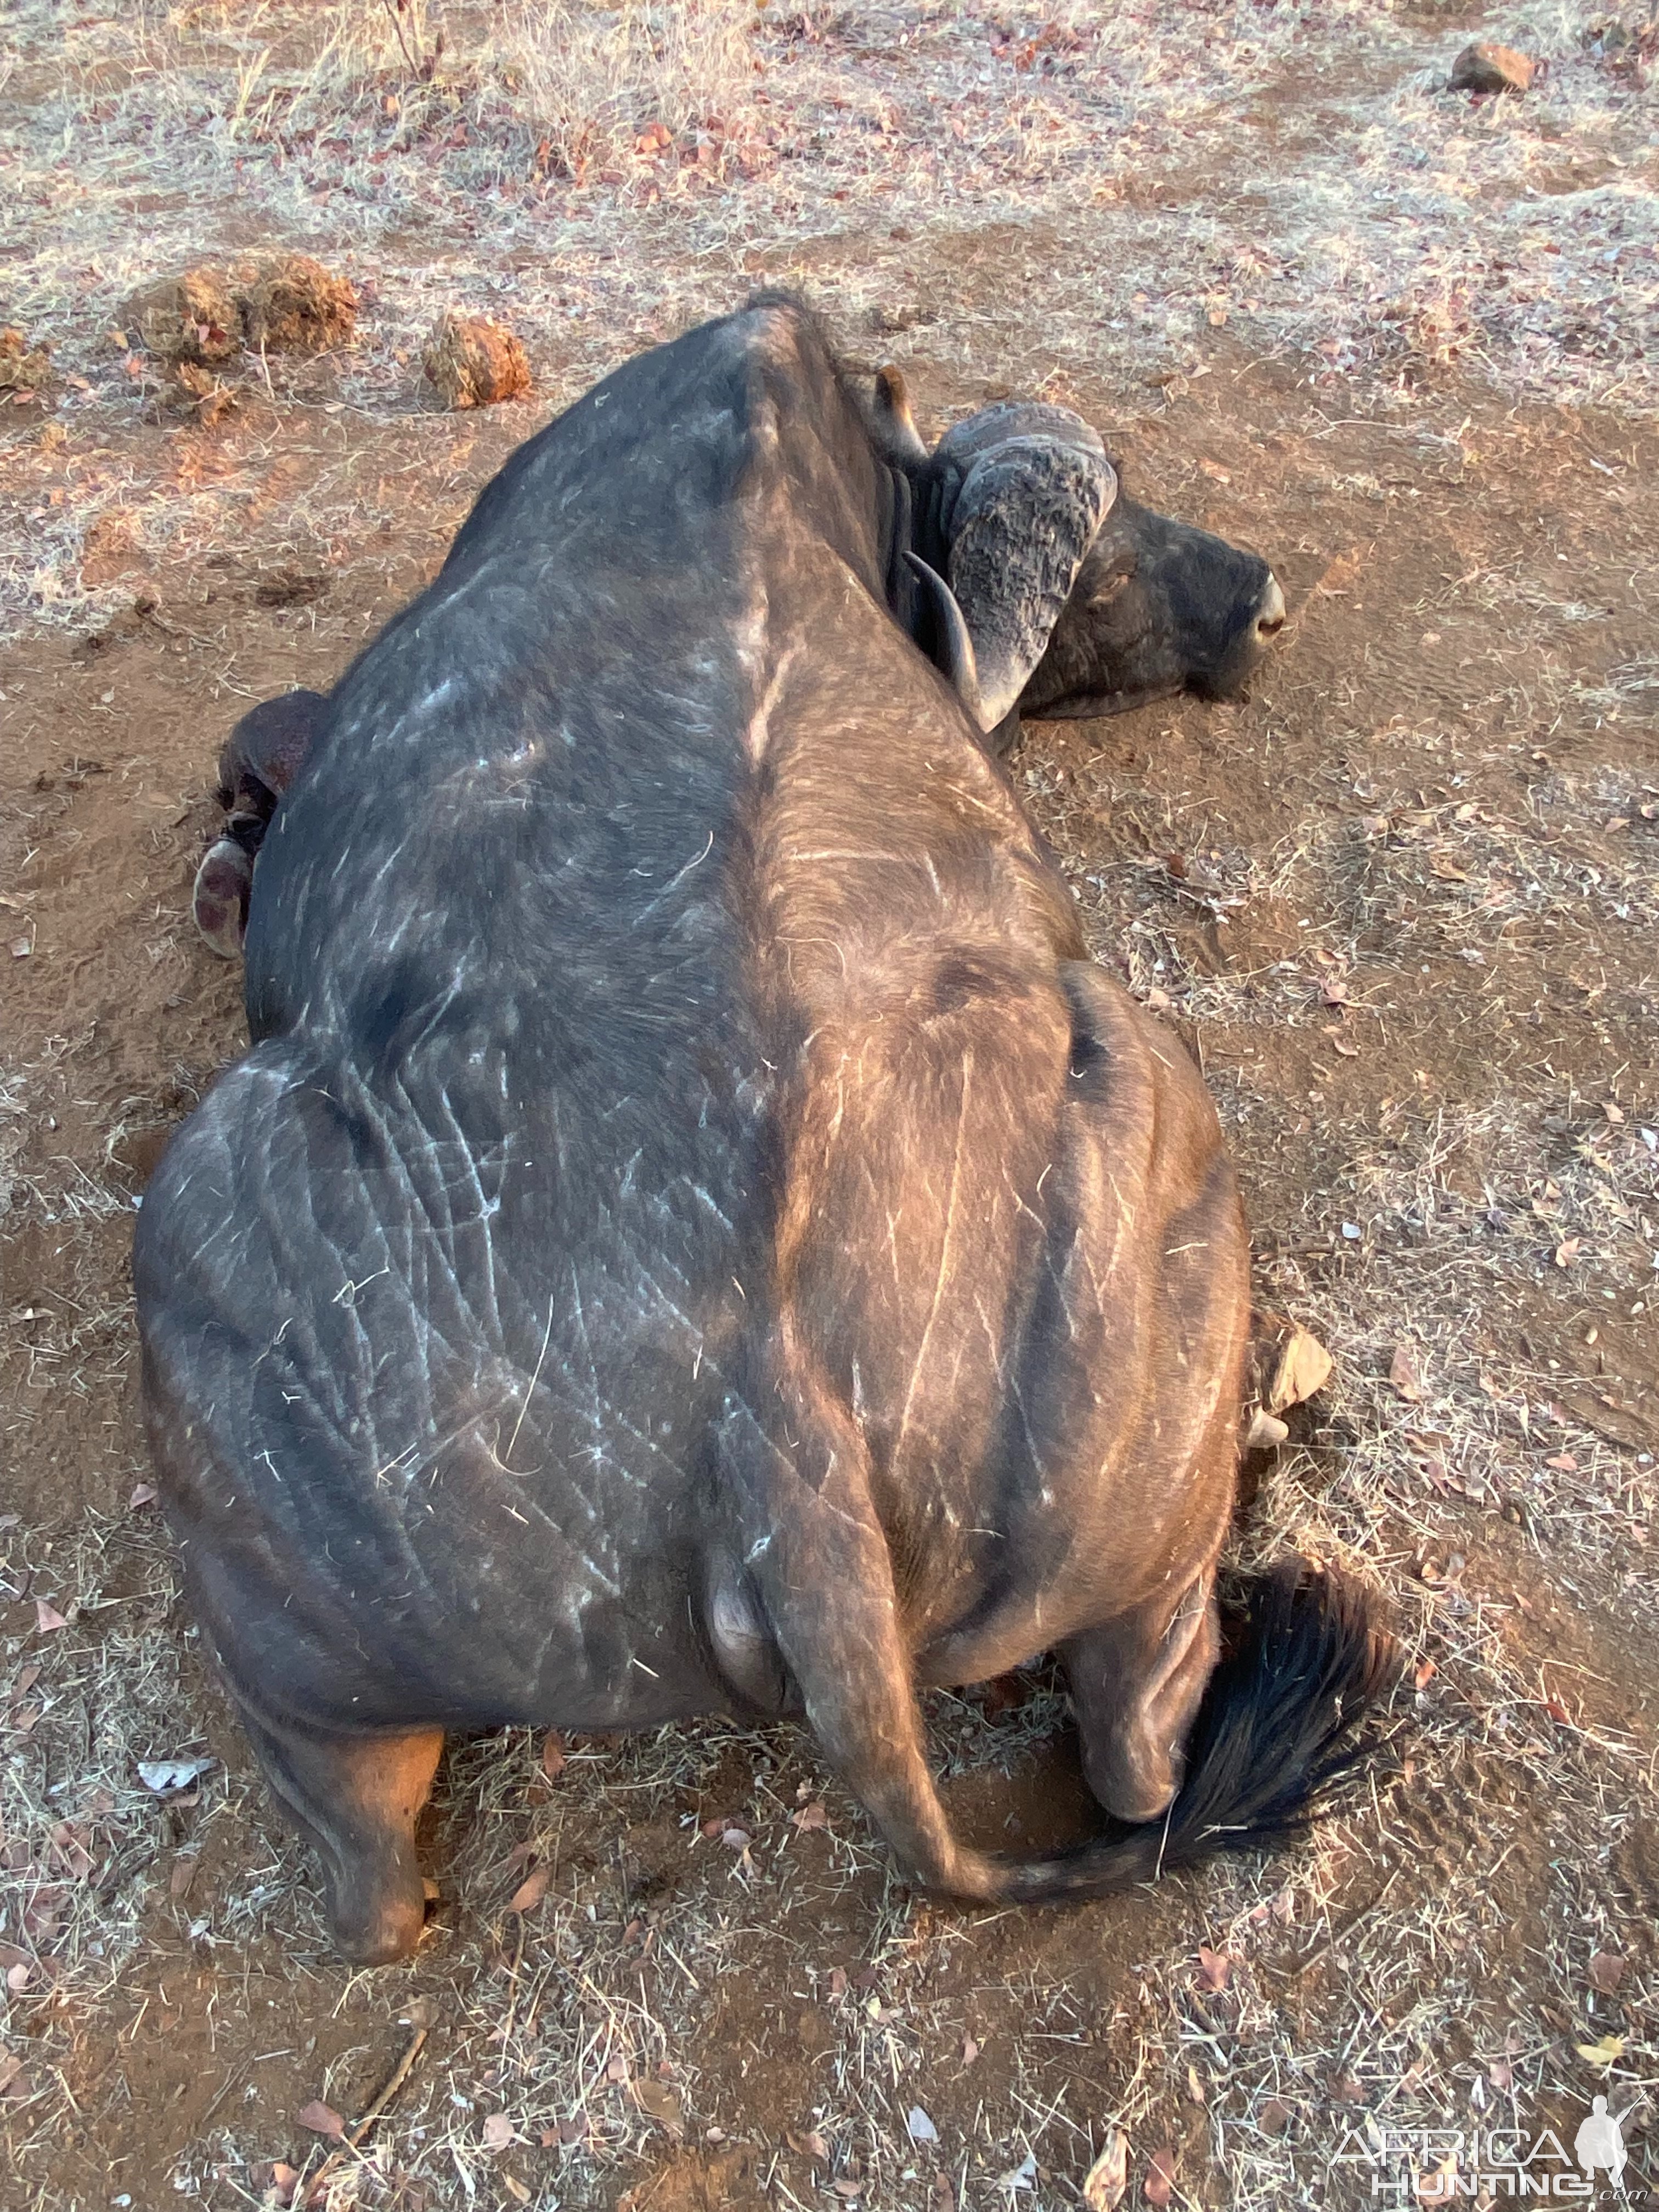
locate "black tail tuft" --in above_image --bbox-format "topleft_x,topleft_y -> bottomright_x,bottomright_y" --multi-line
1156,1560 -> 1401,1863
992,1561 -> 1399,1905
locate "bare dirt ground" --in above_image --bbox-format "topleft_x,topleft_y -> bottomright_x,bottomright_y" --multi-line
2,3 -> 1657,2208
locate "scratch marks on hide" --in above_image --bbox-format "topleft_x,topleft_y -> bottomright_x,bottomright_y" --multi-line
360,673 -> 459,755
501,1291 -> 556,1473
742,640 -> 799,767
633,829 -> 716,927
894,1048 -> 973,1461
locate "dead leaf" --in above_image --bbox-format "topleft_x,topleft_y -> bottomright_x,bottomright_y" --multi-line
1081,2128 -> 1129,2210
540,1731 -> 566,1780
298,2099 -> 346,2140
503,2177 -> 532,2206
961,2035 -> 980,2064
720,1826 -> 752,1851
632,2079 -> 684,2135
1388,1346 -> 1422,1402
1195,1945 -> 1231,1991
827,1967 -> 848,1999
481,2112 -> 514,2151
906,2106 -> 939,2144
1587,1953 -> 1627,1994
137,1756 -> 212,1793
1413,1657 -> 1437,1692
787,2128 -> 831,2160
509,1863 -> 551,1915
1554,1238 -> 1582,1268
1575,2033 -> 1625,2067
1143,2145 -> 1177,2205
1268,1327 -> 1333,1413
33,1600 -> 69,1634
1257,2098 -> 1291,2137
267,2163 -> 300,2208
793,1800 -> 828,1832
168,1854 -> 199,1900
129,1483 -> 159,1508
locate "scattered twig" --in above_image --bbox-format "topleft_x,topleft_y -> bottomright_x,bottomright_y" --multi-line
302,2019 -> 431,2208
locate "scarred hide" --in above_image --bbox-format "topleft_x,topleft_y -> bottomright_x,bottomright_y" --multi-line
138,296 -> 1391,1963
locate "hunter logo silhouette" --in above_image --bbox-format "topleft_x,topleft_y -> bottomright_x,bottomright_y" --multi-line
1575,2096 -> 1629,2190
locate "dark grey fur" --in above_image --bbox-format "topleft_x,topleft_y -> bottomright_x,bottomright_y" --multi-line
142,297 -> 1385,1963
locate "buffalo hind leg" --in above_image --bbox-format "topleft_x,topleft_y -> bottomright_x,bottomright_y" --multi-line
240,1712 -> 444,1963
1062,1565 -> 1220,1825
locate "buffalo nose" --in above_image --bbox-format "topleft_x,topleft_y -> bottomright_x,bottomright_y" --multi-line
1254,572 -> 1286,642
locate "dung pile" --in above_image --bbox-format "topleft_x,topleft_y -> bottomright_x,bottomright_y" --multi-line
122,255 -> 358,365
421,312 -> 533,409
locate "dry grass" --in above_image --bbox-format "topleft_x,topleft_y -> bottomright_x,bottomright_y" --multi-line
2,1 -> 1656,640
492,1 -> 759,179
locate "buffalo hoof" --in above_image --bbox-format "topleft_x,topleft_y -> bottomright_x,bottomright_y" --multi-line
192,837 -> 252,958
238,1715 -> 445,1965
322,1857 -> 431,1966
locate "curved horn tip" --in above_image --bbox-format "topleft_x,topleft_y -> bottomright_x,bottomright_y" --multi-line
903,551 -> 996,733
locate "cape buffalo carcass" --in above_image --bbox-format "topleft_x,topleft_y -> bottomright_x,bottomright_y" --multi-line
138,296 -> 1390,1963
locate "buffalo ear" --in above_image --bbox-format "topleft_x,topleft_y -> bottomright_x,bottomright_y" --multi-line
872,364 -> 928,464
942,424 -> 1118,730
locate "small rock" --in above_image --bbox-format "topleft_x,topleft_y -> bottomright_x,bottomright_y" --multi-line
1449,41 -> 1535,94
422,313 -> 533,410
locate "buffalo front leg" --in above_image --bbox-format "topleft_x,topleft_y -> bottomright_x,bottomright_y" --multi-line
1062,1566 -> 1220,1825
193,687 -> 326,956
239,1712 -> 444,1963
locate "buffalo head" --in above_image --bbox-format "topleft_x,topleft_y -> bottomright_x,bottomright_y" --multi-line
877,374 -> 1285,747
